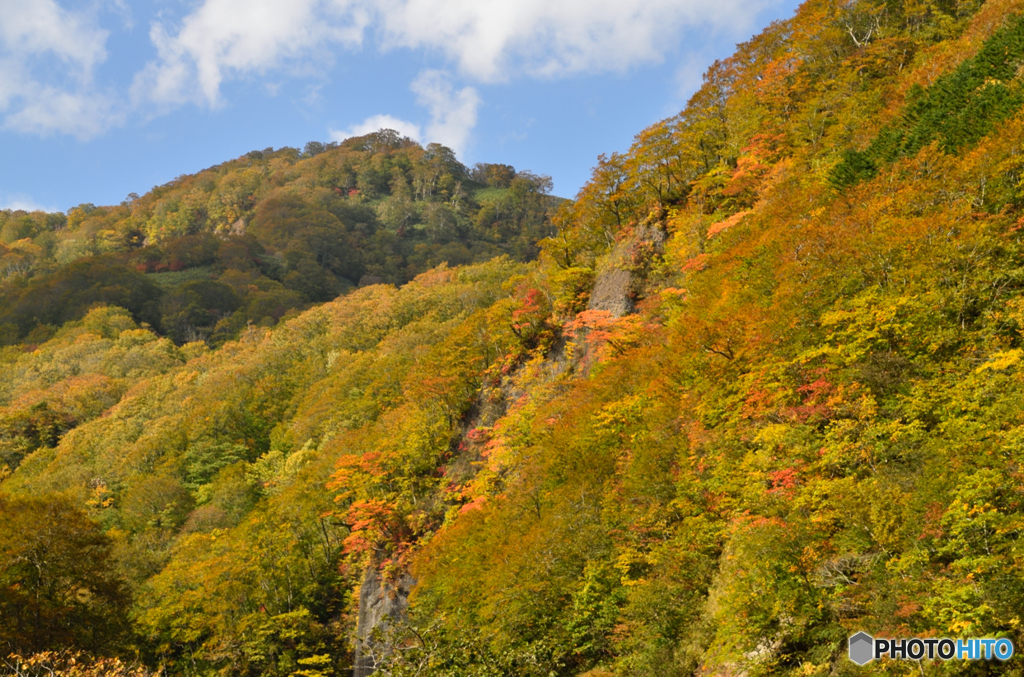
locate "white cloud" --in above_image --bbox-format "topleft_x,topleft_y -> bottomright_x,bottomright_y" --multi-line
411,70 -> 479,155
4,85 -> 122,138
0,0 -> 118,138
374,0 -> 762,82
139,0 -> 773,106
0,193 -> 59,213
329,113 -> 422,144
0,0 -> 778,142
0,0 -> 106,71
134,0 -> 368,107
328,70 -> 479,156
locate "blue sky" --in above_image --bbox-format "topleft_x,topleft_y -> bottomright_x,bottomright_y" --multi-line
0,0 -> 803,212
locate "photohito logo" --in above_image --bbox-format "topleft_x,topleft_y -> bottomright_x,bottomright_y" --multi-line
848,632 -> 1014,665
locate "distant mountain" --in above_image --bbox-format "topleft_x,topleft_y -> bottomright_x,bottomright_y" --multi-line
0,130 -> 559,346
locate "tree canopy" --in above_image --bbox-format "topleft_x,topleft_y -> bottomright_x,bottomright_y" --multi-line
7,0 -> 1024,674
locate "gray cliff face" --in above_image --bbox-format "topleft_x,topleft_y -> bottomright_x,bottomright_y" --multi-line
353,566 -> 415,677
586,222 -> 666,318
587,266 -> 634,317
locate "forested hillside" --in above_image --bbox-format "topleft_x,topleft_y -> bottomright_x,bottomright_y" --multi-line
5,0 -> 1024,674
0,132 -> 556,347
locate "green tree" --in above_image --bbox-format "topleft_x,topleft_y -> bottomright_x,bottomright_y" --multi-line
0,495 -> 131,655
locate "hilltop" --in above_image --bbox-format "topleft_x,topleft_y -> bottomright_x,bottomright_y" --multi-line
0,131 -> 558,347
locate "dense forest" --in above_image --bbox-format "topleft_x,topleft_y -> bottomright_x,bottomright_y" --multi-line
5,0 -> 1024,674
0,131 -> 556,347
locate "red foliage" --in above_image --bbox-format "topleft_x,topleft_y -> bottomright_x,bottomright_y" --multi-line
458,496 -> 487,514
766,467 -> 800,497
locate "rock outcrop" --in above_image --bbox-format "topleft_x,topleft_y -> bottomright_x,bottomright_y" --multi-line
353,566 -> 415,676
586,222 -> 666,317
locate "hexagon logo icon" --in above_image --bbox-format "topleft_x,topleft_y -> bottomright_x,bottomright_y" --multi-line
849,631 -> 874,665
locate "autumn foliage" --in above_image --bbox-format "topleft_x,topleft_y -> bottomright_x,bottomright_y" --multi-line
7,0 -> 1024,674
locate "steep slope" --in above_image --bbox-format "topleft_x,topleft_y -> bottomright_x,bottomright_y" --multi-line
379,0 -> 1024,673
2,257 -> 546,673
5,0 -> 1024,674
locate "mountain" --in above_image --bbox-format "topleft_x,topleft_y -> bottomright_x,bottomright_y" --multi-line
5,0 -> 1024,674
0,131 -> 558,347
